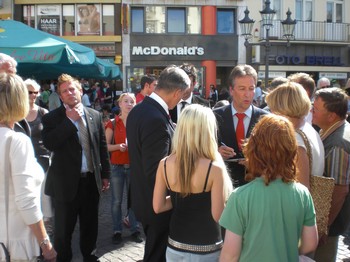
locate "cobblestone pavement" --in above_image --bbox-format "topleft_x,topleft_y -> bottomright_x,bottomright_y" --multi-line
70,189 -> 350,262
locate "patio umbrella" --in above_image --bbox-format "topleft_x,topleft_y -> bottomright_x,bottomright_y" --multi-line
0,19 -> 121,80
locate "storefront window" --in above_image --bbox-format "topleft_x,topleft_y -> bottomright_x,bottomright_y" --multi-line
62,5 -> 74,35
36,5 -> 60,35
77,4 -> 101,35
23,5 -> 35,28
102,5 -> 115,35
167,8 -> 185,33
217,9 -> 235,34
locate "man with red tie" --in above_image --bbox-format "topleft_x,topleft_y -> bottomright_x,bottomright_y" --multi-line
213,65 -> 268,187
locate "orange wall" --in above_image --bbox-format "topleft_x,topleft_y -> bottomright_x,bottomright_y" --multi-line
201,6 -> 216,99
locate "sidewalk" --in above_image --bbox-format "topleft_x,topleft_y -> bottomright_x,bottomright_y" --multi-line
71,189 -> 350,262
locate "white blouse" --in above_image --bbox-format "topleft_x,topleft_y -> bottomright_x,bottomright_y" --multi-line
0,128 -> 44,261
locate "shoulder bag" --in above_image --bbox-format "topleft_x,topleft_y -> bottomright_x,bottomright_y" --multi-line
296,129 -> 335,237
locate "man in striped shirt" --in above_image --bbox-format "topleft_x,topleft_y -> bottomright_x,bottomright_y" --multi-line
312,87 -> 350,262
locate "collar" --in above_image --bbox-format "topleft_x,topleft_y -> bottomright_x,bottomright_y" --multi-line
231,104 -> 253,118
320,120 -> 345,141
149,92 -> 169,114
179,93 -> 193,104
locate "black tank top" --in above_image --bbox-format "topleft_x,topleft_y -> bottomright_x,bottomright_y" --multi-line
164,159 -> 222,253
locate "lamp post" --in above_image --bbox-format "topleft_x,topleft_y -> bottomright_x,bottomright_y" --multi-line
239,0 -> 297,88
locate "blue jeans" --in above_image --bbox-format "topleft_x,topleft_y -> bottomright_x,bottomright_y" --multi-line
110,165 -> 139,233
166,247 -> 220,262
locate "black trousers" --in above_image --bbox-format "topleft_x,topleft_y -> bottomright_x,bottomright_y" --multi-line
54,174 -> 100,262
142,211 -> 171,262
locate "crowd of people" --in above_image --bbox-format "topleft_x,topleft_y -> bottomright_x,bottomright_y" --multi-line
0,50 -> 350,262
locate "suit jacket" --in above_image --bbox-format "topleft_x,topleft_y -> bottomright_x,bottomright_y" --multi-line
169,94 -> 210,123
42,105 -> 111,202
126,96 -> 174,225
214,104 -> 268,187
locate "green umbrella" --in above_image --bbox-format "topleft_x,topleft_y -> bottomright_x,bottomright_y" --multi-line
0,19 -> 121,80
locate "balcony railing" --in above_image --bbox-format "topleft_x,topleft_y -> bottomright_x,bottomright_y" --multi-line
259,20 -> 350,42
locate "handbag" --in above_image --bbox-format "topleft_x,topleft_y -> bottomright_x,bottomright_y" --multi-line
1,136 -> 12,262
296,129 -> 335,237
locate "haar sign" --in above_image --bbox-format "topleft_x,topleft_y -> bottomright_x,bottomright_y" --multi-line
132,46 -> 204,56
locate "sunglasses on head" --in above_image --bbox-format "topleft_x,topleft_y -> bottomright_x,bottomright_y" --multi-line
28,91 -> 39,95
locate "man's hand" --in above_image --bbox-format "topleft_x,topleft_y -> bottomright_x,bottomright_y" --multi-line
219,145 -> 236,160
66,106 -> 82,122
102,179 -> 110,192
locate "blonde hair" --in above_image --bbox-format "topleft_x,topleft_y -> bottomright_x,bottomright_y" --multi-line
24,78 -> 41,91
57,74 -> 81,94
266,81 -> 311,119
117,92 -> 136,104
0,72 -> 29,124
171,104 -> 232,198
243,114 -> 298,185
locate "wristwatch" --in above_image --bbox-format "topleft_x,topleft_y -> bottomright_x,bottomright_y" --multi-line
39,237 -> 50,248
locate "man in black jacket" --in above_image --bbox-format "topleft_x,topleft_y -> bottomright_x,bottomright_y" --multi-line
126,65 -> 190,262
214,65 -> 268,187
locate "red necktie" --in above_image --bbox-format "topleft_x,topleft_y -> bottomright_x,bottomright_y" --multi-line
236,113 -> 245,150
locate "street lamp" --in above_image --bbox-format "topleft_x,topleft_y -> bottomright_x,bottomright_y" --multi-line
239,0 -> 297,88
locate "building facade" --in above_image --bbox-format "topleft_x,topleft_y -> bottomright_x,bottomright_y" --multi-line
122,0 -> 247,97
122,0 -> 350,95
244,0 -> 350,88
2,0 -> 123,87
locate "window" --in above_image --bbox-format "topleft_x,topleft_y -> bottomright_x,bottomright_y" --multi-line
102,5 -> 115,35
187,7 -> 201,34
76,4 -> 101,35
217,9 -> 235,34
327,0 -> 343,23
296,0 -> 313,21
131,8 -> 144,32
131,6 -> 200,34
167,8 -> 185,33
262,0 -> 281,19
36,5 -> 61,35
63,5 -> 75,35
23,5 -> 35,28
145,6 -> 165,33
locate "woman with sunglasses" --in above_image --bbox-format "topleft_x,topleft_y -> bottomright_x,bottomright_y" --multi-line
24,79 -> 54,240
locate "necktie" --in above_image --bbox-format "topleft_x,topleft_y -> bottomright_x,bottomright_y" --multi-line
236,113 -> 245,150
78,117 -> 93,171
180,101 -> 188,112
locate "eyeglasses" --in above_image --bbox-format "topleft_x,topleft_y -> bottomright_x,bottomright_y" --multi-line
28,91 -> 39,95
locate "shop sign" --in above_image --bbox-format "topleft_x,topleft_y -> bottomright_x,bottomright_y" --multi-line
275,55 -> 343,66
132,46 -> 204,56
319,72 -> 348,79
84,44 -> 115,56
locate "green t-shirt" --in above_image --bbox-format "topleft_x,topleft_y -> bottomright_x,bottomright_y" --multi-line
220,177 -> 316,262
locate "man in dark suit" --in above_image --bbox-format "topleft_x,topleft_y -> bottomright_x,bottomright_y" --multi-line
42,74 -> 111,262
126,65 -> 191,262
214,65 -> 268,187
169,63 -> 210,123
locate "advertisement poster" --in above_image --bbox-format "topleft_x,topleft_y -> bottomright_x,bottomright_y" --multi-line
37,5 -> 60,35
77,4 -> 101,35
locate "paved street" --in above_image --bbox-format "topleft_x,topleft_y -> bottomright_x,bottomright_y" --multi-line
70,189 -> 350,262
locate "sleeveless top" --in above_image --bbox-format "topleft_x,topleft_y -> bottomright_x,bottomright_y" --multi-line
164,159 -> 222,253
28,107 -> 50,158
